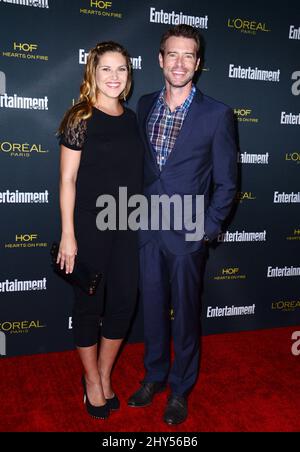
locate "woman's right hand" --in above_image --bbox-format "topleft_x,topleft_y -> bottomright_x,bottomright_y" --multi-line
57,234 -> 78,274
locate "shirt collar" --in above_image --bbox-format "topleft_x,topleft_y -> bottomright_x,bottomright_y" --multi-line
158,85 -> 196,113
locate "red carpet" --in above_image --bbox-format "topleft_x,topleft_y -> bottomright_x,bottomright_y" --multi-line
1,326 -> 299,432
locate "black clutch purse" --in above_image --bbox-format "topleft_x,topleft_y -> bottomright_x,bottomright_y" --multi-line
50,242 -> 102,296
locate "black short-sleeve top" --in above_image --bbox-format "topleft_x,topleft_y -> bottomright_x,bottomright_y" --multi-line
59,107 -> 144,213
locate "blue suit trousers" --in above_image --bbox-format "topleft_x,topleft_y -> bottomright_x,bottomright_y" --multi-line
140,236 -> 207,396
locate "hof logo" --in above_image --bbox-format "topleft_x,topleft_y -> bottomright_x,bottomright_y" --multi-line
0,331 -> 6,356
80,0 -> 122,19
14,42 -> 38,52
286,228 -> 300,241
16,234 -> 38,242
228,17 -> 271,35
90,0 -> 112,8
234,108 -> 259,123
234,108 -> 251,117
4,233 -> 47,249
214,267 -> 246,281
2,42 -> 48,61
291,71 -> 300,96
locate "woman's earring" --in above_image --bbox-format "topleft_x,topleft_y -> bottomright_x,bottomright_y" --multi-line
123,91 -> 126,102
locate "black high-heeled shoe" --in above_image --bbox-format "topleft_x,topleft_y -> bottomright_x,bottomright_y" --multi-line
81,376 -> 110,420
106,393 -> 120,411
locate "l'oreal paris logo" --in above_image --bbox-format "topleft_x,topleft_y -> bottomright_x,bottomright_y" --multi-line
228,18 -> 271,34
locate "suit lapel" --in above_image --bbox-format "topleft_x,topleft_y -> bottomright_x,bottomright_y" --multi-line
141,93 -> 160,172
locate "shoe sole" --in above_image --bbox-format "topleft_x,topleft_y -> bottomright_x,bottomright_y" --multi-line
127,401 -> 152,408
91,416 -> 109,420
164,414 -> 187,425
164,418 -> 187,425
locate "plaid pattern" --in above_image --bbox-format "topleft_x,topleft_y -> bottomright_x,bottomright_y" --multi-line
148,85 -> 196,170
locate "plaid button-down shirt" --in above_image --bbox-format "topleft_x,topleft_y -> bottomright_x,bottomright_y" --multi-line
148,85 -> 196,170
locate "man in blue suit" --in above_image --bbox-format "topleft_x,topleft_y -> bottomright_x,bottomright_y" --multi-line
128,25 -> 237,424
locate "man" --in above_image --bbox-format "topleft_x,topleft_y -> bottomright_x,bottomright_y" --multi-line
128,25 -> 237,425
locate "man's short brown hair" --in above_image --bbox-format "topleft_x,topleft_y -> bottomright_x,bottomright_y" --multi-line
159,25 -> 201,58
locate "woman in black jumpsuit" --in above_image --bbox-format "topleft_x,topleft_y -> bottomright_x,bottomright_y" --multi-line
57,42 -> 143,419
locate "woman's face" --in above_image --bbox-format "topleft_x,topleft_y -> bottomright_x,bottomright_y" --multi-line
95,51 -> 128,101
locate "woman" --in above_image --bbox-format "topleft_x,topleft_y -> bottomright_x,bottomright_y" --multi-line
57,42 -> 144,420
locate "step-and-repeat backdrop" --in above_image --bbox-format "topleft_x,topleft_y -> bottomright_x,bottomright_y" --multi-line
0,0 -> 299,357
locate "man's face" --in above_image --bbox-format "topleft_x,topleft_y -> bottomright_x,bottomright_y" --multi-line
159,36 -> 200,88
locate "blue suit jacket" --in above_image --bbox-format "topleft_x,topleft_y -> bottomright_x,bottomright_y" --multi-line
137,88 -> 237,255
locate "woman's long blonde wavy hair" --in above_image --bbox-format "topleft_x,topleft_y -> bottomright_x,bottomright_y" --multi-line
58,41 -> 132,134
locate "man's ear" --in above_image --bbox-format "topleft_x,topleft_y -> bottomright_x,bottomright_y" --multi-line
159,52 -> 164,69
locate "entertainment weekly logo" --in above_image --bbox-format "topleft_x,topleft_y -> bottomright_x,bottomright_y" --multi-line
238,152 -> 269,164
289,25 -> 300,40
78,49 -> 142,70
228,64 -> 280,82
280,112 -> 300,125
217,230 -> 267,242
149,7 -> 208,29
0,70 -> 48,108
0,0 -> 49,7
0,190 -> 49,203
0,278 -> 47,293
207,304 -> 255,318
68,317 -> 102,330
267,266 -> 300,278
0,93 -> 48,110
273,191 -> 300,203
